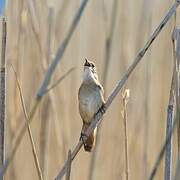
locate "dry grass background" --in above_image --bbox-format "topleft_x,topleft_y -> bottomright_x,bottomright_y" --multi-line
1,0 -> 180,179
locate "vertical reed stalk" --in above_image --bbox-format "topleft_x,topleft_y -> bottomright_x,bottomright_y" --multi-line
136,1 -> 153,178
122,90 -> 130,180
174,29 -> 180,160
0,17 -> 6,180
148,31 -> 178,180
164,23 -> 177,180
148,111 -> 178,180
40,7 -> 54,180
164,39 -> 174,180
164,105 -> 174,180
65,150 -> 72,180
11,65 -> 43,180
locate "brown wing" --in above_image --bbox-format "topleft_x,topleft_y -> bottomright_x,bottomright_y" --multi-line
81,123 -> 97,152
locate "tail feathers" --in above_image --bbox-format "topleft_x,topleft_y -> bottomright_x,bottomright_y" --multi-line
84,132 -> 95,152
81,123 -> 97,152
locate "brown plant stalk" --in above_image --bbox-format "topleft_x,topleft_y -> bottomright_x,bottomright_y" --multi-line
122,89 -> 130,180
0,17 -> 6,180
65,150 -> 72,180
11,65 -> 43,180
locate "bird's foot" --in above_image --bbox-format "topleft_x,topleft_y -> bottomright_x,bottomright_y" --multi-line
99,104 -> 106,114
80,132 -> 88,143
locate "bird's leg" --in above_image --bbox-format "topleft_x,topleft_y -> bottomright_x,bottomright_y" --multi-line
80,132 -> 88,140
80,131 -> 88,146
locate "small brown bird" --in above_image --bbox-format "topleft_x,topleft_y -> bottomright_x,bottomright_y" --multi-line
78,59 -> 105,152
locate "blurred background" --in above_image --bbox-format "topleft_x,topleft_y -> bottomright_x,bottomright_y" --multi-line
0,0 -> 5,15
1,0 -> 180,179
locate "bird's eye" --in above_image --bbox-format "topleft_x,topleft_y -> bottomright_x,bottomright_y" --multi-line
91,64 -> 95,68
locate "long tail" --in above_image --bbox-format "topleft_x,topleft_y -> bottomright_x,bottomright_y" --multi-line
81,123 -> 97,152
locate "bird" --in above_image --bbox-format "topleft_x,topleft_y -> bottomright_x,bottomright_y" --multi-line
78,59 -> 105,152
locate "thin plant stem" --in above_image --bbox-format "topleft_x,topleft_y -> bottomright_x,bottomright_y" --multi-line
172,26 -> 180,160
164,22 -> 177,180
40,96 -> 50,179
39,8 -> 54,179
164,86 -> 175,180
147,111 -> 177,180
143,1 -> 154,178
0,17 -> 6,180
173,28 -> 180,160
65,150 -> 72,180
55,2 -> 180,179
148,21 -> 180,180
102,0 -> 118,85
122,90 -> 130,180
11,65 -> 44,180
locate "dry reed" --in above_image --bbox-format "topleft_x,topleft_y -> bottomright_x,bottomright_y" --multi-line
0,16 -> 6,180
10,64 -> 43,180
65,150 -> 72,180
122,89 -> 130,180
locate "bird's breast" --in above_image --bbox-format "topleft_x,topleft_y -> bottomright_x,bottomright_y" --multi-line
78,84 -> 103,123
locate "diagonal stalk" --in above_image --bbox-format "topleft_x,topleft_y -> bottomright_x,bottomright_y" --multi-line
55,1 -> 180,179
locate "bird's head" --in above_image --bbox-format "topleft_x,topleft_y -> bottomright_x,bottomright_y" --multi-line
84,58 -> 96,73
83,59 -> 97,82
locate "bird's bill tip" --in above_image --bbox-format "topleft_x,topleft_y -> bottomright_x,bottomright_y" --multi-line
84,58 -> 91,67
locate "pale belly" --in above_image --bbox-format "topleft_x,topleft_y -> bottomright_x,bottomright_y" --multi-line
78,85 -> 103,123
